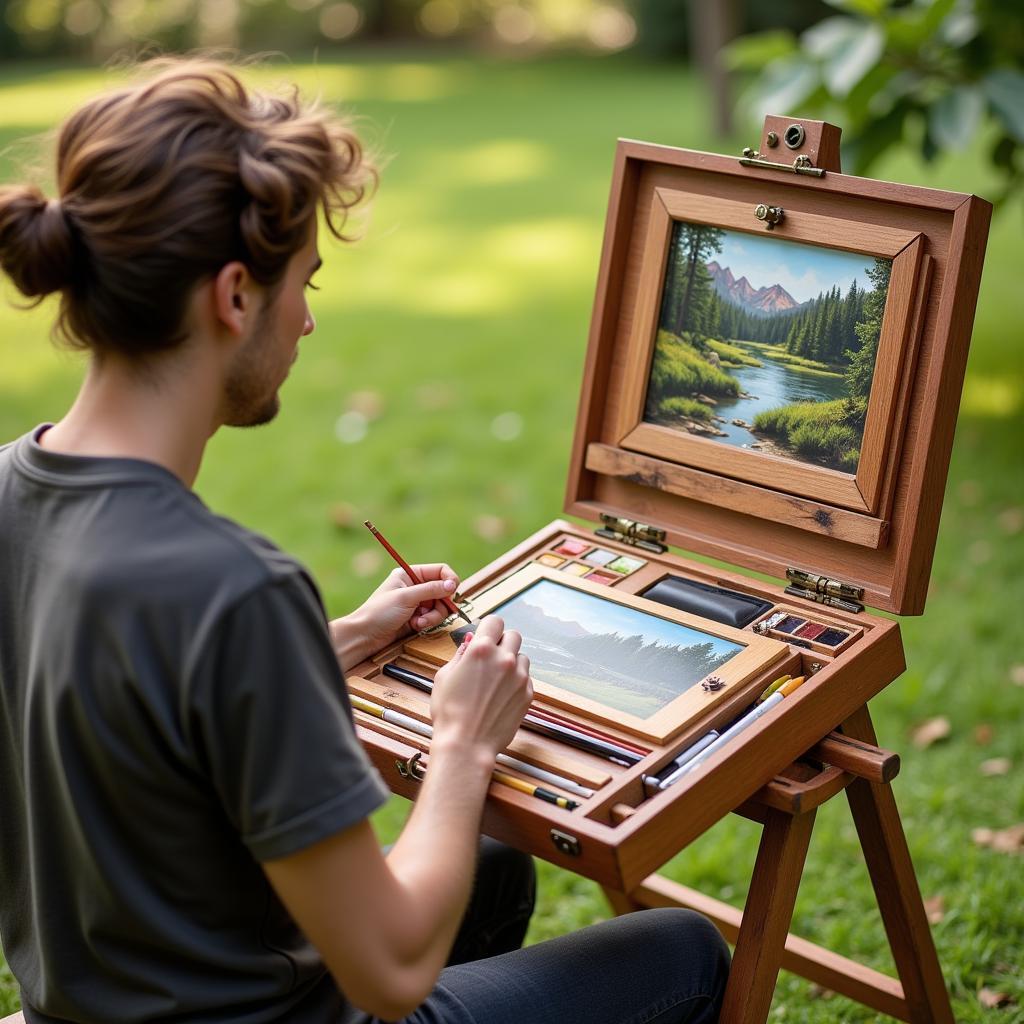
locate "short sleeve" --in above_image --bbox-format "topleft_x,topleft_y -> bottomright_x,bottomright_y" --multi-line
187,574 -> 389,861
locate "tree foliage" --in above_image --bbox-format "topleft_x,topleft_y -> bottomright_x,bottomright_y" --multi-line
727,0 -> 1024,204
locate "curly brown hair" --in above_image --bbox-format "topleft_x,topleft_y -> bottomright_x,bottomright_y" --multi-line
0,58 -> 374,356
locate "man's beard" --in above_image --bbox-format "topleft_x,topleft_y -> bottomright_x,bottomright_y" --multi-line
222,305 -> 282,428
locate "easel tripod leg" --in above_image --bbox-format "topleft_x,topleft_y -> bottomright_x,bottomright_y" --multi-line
843,708 -> 955,1024
717,806 -> 816,1024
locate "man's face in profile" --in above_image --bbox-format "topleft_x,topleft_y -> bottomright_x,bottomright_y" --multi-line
222,224 -> 319,428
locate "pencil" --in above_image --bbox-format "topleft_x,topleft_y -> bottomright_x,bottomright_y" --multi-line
364,520 -> 473,626
491,769 -> 579,810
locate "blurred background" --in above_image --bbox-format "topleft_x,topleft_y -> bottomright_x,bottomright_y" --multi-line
1,1 -> 1021,1021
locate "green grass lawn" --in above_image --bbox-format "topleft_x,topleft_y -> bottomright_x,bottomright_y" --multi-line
1,52 -> 1022,1022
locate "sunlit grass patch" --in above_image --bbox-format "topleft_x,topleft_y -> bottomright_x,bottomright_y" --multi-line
706,337 -> 762,367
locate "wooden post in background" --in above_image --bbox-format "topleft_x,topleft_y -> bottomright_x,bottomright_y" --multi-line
687,0 -> 740,136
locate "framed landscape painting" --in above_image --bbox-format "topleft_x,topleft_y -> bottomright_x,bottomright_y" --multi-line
614,190 -> 926,516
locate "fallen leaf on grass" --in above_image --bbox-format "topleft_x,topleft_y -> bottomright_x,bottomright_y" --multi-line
979,987 -> 1015,1009
473,514 -> 508,542
351,549 -> 382,578
971,825 -> 1024,854
997,506 -> 1024,534
345,390 -> 383,420
329,502 -> 359,530
979,758 -> 1011,777
973,723 -> 994,745
910,716 -> 951,749
958,480 -> 980,506
923,895 -> 945,925
1011,665 -> 1024,687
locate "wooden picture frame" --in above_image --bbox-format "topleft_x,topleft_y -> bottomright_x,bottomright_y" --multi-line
405,563 -> 788,744
614,189 -> 926,516
567,139 -> 990,613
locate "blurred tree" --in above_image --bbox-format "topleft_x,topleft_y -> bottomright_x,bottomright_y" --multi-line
727,0 -> 1024,203
0,0 -> 641,58
633,0 -> 833,58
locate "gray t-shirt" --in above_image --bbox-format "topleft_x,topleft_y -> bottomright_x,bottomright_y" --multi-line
0,426 -> 389,1023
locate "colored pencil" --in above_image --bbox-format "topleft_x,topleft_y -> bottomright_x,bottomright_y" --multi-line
491,769 -> 579,810
661,676 -> 808,787
364,520 -> 473,626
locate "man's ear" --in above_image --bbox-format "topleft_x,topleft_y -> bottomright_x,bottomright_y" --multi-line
212,261 -> 257,338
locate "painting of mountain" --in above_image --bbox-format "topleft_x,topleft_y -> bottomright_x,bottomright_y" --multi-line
643,219 -> 892,474
706,261 -> 800,316
492,579 -> 742,718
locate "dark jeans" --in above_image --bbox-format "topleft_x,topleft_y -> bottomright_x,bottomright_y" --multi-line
388,837 -> 731,1024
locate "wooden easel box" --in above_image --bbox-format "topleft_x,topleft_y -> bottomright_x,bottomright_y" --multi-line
348,123 -> 991,893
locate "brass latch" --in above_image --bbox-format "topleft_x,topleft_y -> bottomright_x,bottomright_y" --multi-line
595,514 -> 667,554
550,829 -> 581,857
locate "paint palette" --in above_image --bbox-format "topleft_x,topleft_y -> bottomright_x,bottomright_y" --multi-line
753,608 -> 860,653
529,536 -> 648,586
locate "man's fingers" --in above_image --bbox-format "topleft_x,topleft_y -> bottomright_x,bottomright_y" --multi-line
497,629 -> 523,656
401,578 -> 456,606
472,615 -> 505,644
408,563 -> 460,586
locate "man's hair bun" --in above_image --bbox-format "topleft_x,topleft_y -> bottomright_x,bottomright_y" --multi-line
0,185 -> 76,300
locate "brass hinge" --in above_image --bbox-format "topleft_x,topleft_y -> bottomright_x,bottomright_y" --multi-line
785,568 -> 865,613
595,514 -> 667,554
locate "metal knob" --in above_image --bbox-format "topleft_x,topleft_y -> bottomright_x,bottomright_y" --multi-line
754,204 -> 785,229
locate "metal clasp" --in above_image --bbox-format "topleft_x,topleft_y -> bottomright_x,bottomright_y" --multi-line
755,204 -> 785,230
395,751 -> 427,782
550,829 -> 581,857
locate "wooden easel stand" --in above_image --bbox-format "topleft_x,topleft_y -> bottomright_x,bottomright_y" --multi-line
602,706 -> 954,1024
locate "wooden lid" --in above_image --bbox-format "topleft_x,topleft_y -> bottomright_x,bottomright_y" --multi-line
565,124 -> 991,615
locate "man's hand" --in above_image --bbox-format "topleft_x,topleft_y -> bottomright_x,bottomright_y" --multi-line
430,615 -> 533,762
263,613 -> 533,1020
329,563 -> 460,670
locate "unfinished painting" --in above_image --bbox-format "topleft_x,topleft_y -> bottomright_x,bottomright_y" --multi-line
490,579 -> 743,718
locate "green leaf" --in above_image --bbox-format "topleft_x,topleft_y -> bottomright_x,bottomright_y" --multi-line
928,85 -> 984,151
821,0 -> 888,17
990,135 -> 1017,171
722,30 -> 797,72
750,57 -> 820,121
844,102 -> 909,175
938,9 -> 979,47
804,17 -> 886,98
845,63 -> 899,119
984,68 -> 1024,143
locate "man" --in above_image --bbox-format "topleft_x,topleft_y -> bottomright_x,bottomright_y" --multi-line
0,59 -> 729,1023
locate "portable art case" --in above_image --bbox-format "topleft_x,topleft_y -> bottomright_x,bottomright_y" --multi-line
345,116 -> 991,1024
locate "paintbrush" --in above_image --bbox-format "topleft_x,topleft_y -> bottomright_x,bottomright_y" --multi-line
364,520 -> 473,626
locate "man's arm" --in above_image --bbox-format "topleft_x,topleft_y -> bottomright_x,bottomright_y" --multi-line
263,618 -> 531,1021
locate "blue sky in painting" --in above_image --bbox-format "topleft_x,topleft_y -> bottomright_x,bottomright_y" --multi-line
495,580 -> 743,658
712,229 -> 875,304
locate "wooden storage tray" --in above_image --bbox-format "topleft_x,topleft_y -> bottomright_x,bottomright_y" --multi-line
349,520 -> 904,893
